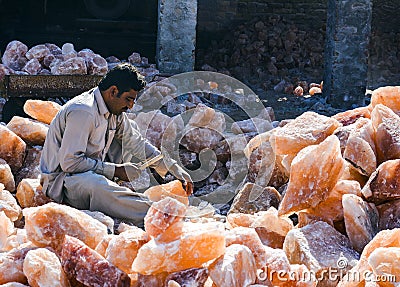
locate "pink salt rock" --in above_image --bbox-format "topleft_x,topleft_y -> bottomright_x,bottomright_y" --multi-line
376,199 -> 400,230
0,247 -> 37,285
23,99 -> 61,125
370,86 -> 400,115
14,146 -> 42,187
77,48 -> 95,59
270,112 -> 340,155
82,210 -> 114,234
128,52 -> 141,64
51,57 -> 87,75
7,116 -> 48,146
225,227 -> 268,268
305,179 -> 362,224
188,104 -> 226,132
94,234 -> 116,258
332,106 -> 371,126
209,244 -> 257,287
2,229 -> 33,253
1,40 -> 28,71
61,43 -> 76,55
255,246 -> 291,285
231,118 -> 273,134
234,181 -> 281,215
45,43 -> 62,55
371,104 -> 400,163
105,229 -> 150,274
132,272 -> 169,287
23,248 -> 70,287
87,54 -> 108,75
343,194 -> 379,253
23,202 -> 108,251
43,54 -> 56,68
144,180 -> 189,206
344,134 -> 376,177
144,197 -> 187,239
0,185 -> 22,221
0,125 -> 26,172
61,235 -> 130,287
16,178 -> 51,208
0,159 -> 15,192
165,268 -> 208,287
22,58 -> 41,75
25,44 -> 51,62
283,221 -> 359,274
0,211 -> 14,252
362,159 -> 400,204
368,247 -> 400,283
247,141 -> 276,188
181,127 -> 223,153
132,221 -> 226,275
279,135 -> 345,216
254,227 -> 285,249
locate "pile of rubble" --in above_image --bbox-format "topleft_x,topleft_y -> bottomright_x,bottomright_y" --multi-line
196,15 -> 325,92
0,40 -> 159,80
0,83 -> 399,286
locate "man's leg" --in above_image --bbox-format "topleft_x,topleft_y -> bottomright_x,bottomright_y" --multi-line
63,171 -> 151,226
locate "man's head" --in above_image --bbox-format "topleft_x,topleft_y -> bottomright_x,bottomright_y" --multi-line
98,63 -> 146,115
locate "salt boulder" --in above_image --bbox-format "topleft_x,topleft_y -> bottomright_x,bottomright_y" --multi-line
7,116 -> 48,146
23,99 -> 61,125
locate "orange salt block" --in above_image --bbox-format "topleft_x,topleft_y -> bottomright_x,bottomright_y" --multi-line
132,221 -> 226,275
144,197 -> 187,239
0,159 -> 15,192
7,116 -> 48,146
332,106 -> 371,126
270,111 -> 340,156
144,180 -> 189,206
0,186 -> 22,221
0,247 -> 37,285
16,178 -> 51,208
23,99 -> 61,125
368,247 -> 400,286
370,86 -> 400,115
0,125 -> 26,172
279,135 -> 345,216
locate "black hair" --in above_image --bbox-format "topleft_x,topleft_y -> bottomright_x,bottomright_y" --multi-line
98,63 -> 146,94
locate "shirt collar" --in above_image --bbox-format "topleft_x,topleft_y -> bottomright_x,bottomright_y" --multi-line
94,87 -> 111,119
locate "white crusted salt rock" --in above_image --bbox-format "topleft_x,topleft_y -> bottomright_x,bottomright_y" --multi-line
0,184 -> 22,221
2,228 -> 33,253
0,247 -> 37,285
181,127 -> 223,153
0,211 -> 14,252
1,40 -> 28,71
208,244 -> 257,287
0,159 -> 15,192
128,52 -> 141,64
188,103 -> 226,133
23,248 -> 70,287
51,57 -> 87,75
343,194 -> 379,253
82,210 -> 114,234
45,43 -> 62,55
7,116 -> 48,146
23,202 -> 108,251
23,99 -> 61,125
368,247 -> 400,284
0,125 -> 26,172
25,44 -> 51,62
22,58 -> 41,75
87,54 -> 108,75
61,43 -> 76,55
279,135 -> 345,216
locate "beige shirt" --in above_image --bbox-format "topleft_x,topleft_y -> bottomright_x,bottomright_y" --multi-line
40,87 -> 165,202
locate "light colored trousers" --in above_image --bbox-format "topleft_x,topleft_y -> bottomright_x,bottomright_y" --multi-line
63,171 -> 151,227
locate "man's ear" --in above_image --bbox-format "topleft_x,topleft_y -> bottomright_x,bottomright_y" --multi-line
111,86 -> 119,97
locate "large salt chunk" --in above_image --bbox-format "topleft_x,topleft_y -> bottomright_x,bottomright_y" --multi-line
7,116 -> 48,146
225,227 -> 268,268
2,229 -> 33,253
188,104 -> 226,133
332,106 -> 371,126
228,183 -> 281,214
371,104 -> 400,163
144,197 -> 187,239
270,112 -> 340,155
0,125 -> 26,172
144,180 -> 189,206
254,227 -> 285,249
23,202 -> 108,251
165,268 -> 208,287
343,194 -> 379,253
208,244 -> 257,287
0,211 -> 14,252
23,248 -> 70,287
22,58 -> 41,75
362,159 -> 400,204
23,99 -> 61,125
231,118 -> 273,134
370,86 -> 400,115
87,54 -> 108,75
25,44 -> 51,61
51,57 -> 87,75
0,185 -> 22,221
105,229 -> 150,274
181,127 -> 223,153
283,221 -> 359,274
377,199 -> 400,230
132,221 -> 226,275
368,247 -> 400,284
247,141 -> 277,188
279,135 -> 345,216
16,178 -> 51,208
94,234 -> 116,258
61,235 -> 130,286
1,40 -> 28,71
344,135 -> 376,177
305,180 -> 362,224
0,159 -> 15,192
0,247 -> 37,285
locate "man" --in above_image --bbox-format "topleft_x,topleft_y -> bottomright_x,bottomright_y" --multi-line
40,63 -> 192,226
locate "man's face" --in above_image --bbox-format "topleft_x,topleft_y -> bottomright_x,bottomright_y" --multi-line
108,88 -> 138,115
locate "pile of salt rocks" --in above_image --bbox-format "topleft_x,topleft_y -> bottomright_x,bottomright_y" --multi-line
0,40 -> 159,79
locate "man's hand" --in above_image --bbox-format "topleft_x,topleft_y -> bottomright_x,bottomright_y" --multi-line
169,163 -> 193,196
114,163 -> 141,182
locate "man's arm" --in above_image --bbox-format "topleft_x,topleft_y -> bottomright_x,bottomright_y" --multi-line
58,110 -> 115,179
